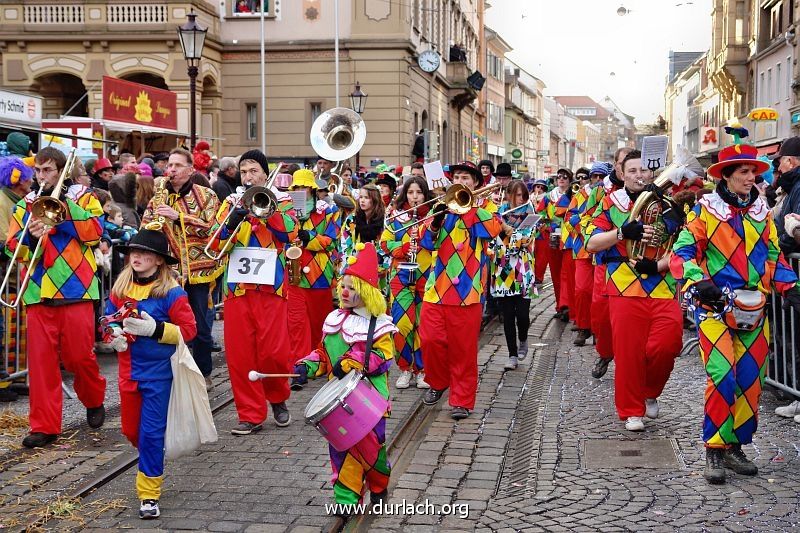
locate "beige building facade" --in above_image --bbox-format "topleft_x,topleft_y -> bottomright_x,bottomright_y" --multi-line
0,0 -> 489,167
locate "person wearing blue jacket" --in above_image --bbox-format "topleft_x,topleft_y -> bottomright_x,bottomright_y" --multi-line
103,229 -> 197,519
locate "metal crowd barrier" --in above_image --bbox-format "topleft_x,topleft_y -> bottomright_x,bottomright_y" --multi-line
766,253 -> 800,398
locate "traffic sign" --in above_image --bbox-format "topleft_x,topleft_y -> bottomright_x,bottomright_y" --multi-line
511,148 -> 523,159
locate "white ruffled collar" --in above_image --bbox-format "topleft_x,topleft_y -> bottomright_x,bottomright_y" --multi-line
699,191 -> 768,222
548,189 -> 564,203
322,307 -> 397,342
608,188 -> 632,212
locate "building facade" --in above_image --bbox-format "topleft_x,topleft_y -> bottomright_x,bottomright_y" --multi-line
504,59 -> 543,177
484,26 -> 511,167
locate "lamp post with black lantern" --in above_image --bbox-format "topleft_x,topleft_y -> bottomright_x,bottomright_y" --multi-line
349,82 -> 368,175
177,9 -> 207,151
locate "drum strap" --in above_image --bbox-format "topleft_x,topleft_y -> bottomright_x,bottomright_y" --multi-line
363,316 -> 378,374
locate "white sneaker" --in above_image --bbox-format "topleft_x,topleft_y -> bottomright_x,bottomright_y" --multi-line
775,400 -> 800,418
415,372 -> 430,389
395,370 -> 413,389
625,416 -> 645,431
645,399 -> 659,419
794,413 -> 800,424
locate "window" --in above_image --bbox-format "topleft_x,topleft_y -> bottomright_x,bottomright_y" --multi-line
777,62 -> 782,103
310,102 -> 322,124
760,72 -> 765,106
234,0 -> 272,16
246,103 -> 258,141
789,58 -> 793,101
768,68 -> 773,105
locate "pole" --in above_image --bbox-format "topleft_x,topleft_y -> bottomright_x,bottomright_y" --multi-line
260,0 -> 266,155
189,64 -> 198,150
334,0 -> 340,107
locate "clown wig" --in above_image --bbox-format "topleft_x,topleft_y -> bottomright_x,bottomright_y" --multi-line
0,156 -> 33,188
336,274 -> 387,317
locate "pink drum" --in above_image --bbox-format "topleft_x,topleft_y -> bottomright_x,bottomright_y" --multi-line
304,371 -> 388,451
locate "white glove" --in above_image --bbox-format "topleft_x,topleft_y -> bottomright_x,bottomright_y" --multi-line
123,311 -> 157,337
109,335 -> 128,352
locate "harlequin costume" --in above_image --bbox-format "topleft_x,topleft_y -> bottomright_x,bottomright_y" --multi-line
6,180 -> 107,444
292,243 -> 396,507
586,187 -> 683,422
491,201 -> 536,367
141,179 -> 222,378
207,173 -> 299,432
418,162 -> 502,416
566,183 -> 593,340
537,187 -> 568,317
287,170 -> 342,361
104,229 -> 197,515
530,181 -> 552,286
380,203 -> 432,385
670,142 -> 800,483
554,190 -> 577,322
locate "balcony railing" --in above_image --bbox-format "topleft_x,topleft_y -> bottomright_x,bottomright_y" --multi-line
24,4 -> 84,24
107,5 -> 168,24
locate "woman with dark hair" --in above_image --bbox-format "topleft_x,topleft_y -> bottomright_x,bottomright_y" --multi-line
492,180 -> 536,370
109,172 -> 141,227
136,176 -> 155,218
380,176 -> 433,389
341,184 -> 388,291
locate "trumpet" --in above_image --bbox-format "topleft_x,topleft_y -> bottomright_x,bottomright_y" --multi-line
0,148 -> 77,308
571,182 -> 582,194
204,186 -> 279,261
387,182 -> 503,233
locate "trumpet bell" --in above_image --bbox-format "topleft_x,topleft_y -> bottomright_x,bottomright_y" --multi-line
31,197 -> 67,226
310,107 -> 367,162
241,186 -> 277,218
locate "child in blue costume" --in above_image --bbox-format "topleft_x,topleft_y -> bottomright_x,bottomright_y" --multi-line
104,229 -> 197,519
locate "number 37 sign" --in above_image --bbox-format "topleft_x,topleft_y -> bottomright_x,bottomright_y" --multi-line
227,247 -> 278,286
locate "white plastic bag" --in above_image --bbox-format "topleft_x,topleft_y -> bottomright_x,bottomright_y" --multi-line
164,337 -> 218,460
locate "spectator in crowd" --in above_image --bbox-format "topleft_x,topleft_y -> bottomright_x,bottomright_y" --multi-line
0,157 -> 33,247
6,132 -> 32,160
137,152 -> 154,164
153,153 -> 169,176
207,160 -> 220,186
212,157 -> 240,201
138,162 -> 153,179
410,162 -> 425,178
103,203 -> 137,243
192,141 -> 213,176
412,130 -> 425,162
136,176 -> 155,218
91,158 -> 114,191
118,152 -> 136,167
772,137 -> 800,254
71,159 -> 91,188
109,171 -> 141,227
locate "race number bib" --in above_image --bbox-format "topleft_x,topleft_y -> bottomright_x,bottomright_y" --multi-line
228,247 -> 277,286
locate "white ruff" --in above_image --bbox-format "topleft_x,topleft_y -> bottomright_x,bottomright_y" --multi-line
698,192 -> 768,222
608,188 -> 632,212
322,308 -> 397,342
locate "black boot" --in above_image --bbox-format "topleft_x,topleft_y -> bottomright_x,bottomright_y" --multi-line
704,448 -> 726,484
22,432 -> 58,448
87,404 -> 106,429
723,445 -> 758,475
573,329 -> 591,346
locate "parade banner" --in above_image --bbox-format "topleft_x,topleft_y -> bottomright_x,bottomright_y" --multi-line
101,76 -> 177,131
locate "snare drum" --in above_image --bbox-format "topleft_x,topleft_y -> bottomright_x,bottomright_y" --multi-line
304,371 -> 389,451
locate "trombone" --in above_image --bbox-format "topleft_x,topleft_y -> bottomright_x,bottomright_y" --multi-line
386,182 -> 503,234
203,186 -> 279,261
0,148 -> 77,308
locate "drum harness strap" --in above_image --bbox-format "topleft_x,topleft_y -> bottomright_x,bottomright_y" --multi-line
363,316 -> 378,375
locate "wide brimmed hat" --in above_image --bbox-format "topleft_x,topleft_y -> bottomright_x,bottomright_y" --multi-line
290,169 -> 319,190
495,162 -> 513,178
116,228 -> 179,265
707,144 -> 771,179
374,174 -> 397,192
92,157 -> 113,177
449,161 -> 483,186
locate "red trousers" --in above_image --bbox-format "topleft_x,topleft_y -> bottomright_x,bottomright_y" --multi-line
533,239 -> 551,285
224,291 -> 291,424
27,302 -> 106,434
609,296 -> 682,419
546,243 -> 562,310
573,258 -> 594,330
419,303 -> 482,410
591,265 -> 613,359
558,250 -> 575,318
288,285 -> 334,361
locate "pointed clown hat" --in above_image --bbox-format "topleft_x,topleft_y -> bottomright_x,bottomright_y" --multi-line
344,242 -> 380,289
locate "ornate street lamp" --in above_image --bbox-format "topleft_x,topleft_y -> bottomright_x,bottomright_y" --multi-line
177,9 -> 207,150
349,82 -> 368,172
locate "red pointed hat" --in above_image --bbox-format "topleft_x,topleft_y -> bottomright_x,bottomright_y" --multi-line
707,144 -> 771,179
344,242 -> 380,289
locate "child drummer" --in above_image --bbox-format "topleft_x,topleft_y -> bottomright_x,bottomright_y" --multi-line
291,242 -> 396,514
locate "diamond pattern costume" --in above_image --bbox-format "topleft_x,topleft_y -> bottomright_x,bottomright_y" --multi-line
295,309 -> 396,505
380,209 -> 433,374
671,192 -> 799,447
537,189 -> 568,312
6,183 -> 106,435
208,188 -> 299,426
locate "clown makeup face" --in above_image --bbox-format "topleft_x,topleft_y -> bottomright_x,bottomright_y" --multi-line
129,249 -> 164,278
725,164 -> 758,196
339,275 -> 363,309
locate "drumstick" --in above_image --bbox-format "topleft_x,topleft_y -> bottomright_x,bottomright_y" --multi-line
248,370 -> 301,381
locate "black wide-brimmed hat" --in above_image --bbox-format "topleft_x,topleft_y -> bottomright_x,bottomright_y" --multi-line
116,228 -> 179,265
449,161 -> 483,186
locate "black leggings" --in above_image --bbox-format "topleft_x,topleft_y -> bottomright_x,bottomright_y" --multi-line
499,295 -> 531,357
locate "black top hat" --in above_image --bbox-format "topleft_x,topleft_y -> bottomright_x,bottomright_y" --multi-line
116,229 -> 179,265
374,174 -> 397,192
495,162 -> 513,177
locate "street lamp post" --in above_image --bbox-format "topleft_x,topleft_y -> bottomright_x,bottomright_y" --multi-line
177,9 -> 207,151
349,82 -> 368,174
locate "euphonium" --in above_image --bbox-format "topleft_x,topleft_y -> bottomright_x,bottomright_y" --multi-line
625,173 -> 679,262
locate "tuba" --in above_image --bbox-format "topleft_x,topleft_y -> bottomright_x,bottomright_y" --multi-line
626,146 -> 702,261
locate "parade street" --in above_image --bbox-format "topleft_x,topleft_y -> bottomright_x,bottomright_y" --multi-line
0,288 -> 797,532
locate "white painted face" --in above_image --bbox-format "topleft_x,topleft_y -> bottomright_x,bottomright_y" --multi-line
339,275 -> 364,309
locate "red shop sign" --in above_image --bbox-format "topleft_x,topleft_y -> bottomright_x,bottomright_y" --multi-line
102,76 -> 177,131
